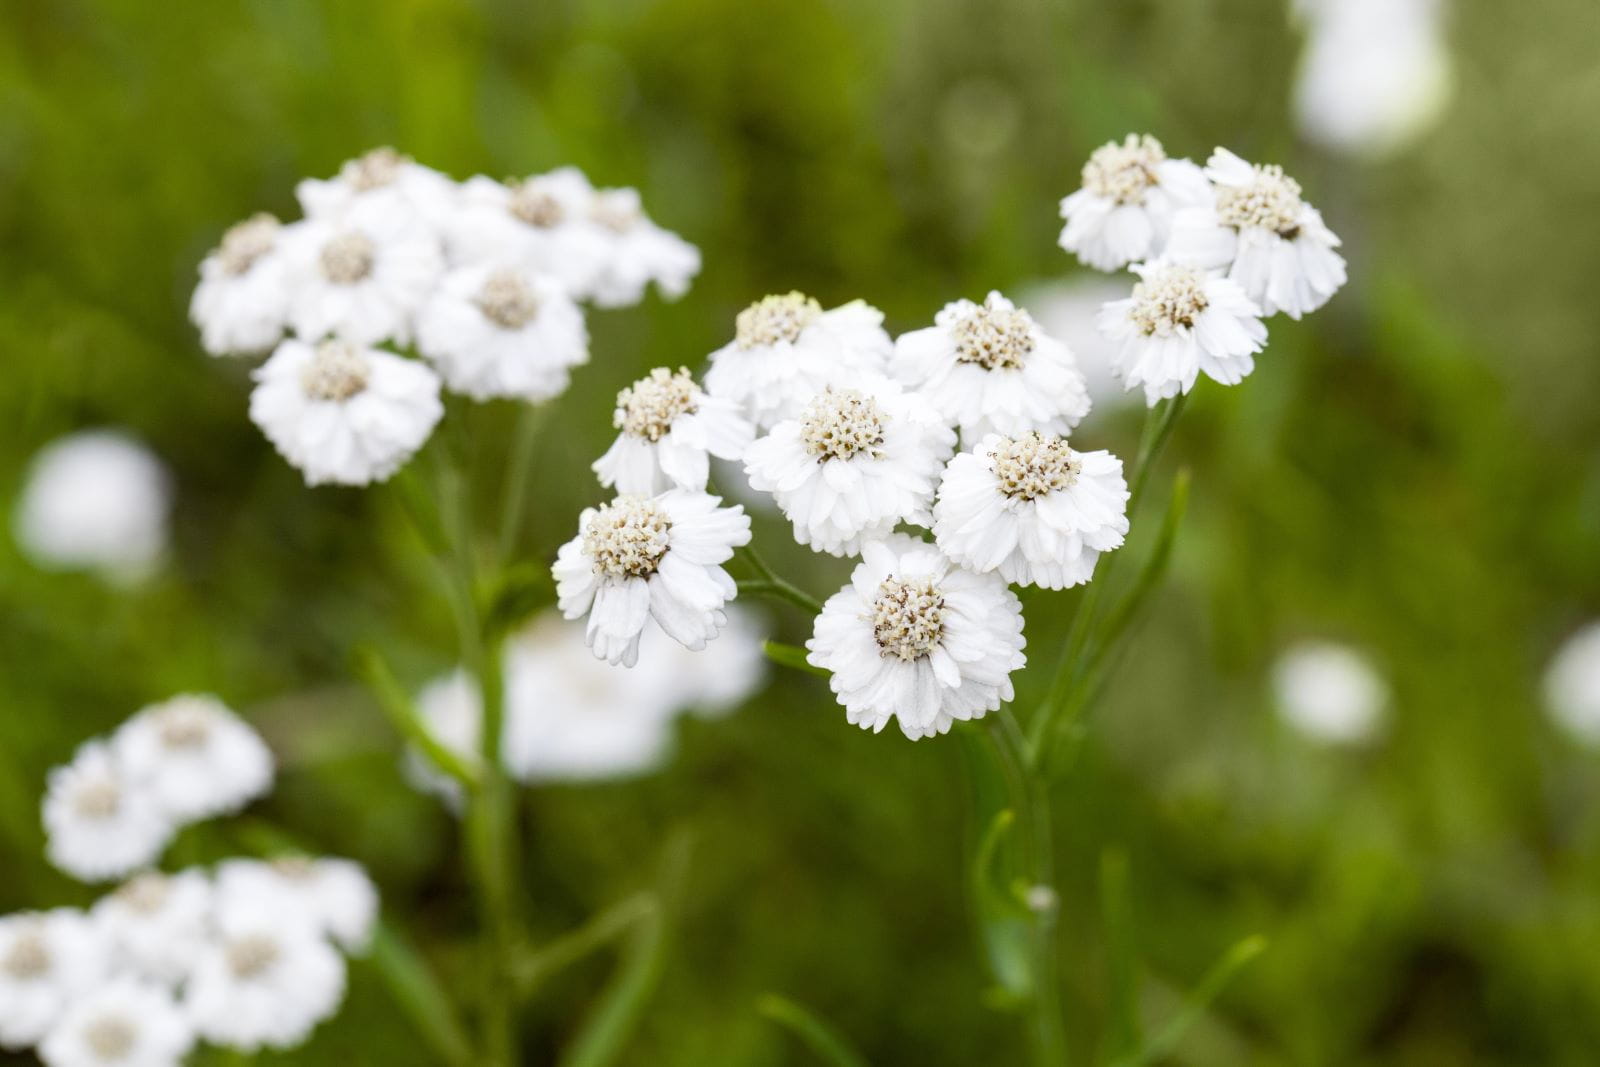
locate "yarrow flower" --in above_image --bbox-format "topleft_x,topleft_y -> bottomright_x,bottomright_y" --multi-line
744,377 -> 955,556
1057,134 -> 1211,271
593,367 -> 754,495
249,338 -> 443,487
582,185 -> 703,307
214,858 -> 377,954
890,291 -> 1091,443
190,213 -> 292,356
1096,259 -> 1267,405
91,871 -> 213,986
933,432 -> 1129,588
449,169 -> 613,295
111,695 -> 273,823
807,535 -> 1026,740
0,910 -> 107,1050
37,977 -> 194,1067
43,742 -> 172,884
295,146 -> 460,230
553,491 -> 751,666
1272,641 -> 1388,744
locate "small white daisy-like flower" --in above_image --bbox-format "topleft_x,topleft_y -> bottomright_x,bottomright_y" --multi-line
1057,134 -> 1212,271
92,870 -> 213,986
281,193 -> 443,345
1544,622 -> 1600,747
407,669 -> 486,809
890,291 -> 1091,443
1096,260 -> 1268,406
744,377 -> 955,557
1165,149 -> 1347,319
37,977 -> 194,1067
933,432 -> 1129,589
214,857 -> 378,954
593,367 -> 754,496
190,212 -> 293,356
584,186 -> 702,307
111,695 -> 273,824
183,911 -> 346,1052
0,910 -> 107,1050
295,147 -> 460,231
1272,641 -> 1388,744
806,535 -> 1026,740
448,169 -> 612,294
703,293 -> 893,430
43,742 -> 173,883
13,430 -> 172,585
1019,276 -> 1137,410
249,337 -> 443,487
553,490 -> 751,666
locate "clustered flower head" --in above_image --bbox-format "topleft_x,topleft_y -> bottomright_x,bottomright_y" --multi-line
191,147 -> 701,487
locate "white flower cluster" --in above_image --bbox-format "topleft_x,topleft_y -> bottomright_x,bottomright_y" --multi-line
191,148 -> 700,487
1058,134 -> 1348,404
9,703 -> 377,1064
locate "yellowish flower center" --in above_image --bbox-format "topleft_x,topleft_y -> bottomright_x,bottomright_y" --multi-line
318,231 -> 375,285
1082,134 -> 1165,205
509,180 -> 564,228
1129,265 -> 1210,337
614,368 -> 699,442
300,340 -> 372,402
989,433 -> 1080,500
582,497 -> 672,580
871,576 -> 946,661
799,388 -> 887,462
1216,163 -> 1304,238
72,779 -> 121,820
343,147 -> 407,191
475,269 -> 541,329
83,1015 -> 138,1060
952,295 -> 1034,370
735,292 -> 821,349
2,929 -> 51,980
216,213 -> 280,276
226,934 -> 281,980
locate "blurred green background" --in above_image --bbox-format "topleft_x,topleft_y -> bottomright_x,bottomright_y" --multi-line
3,0 -> 1600,1063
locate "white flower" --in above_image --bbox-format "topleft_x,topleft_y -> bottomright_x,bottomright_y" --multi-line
1272,641 -> 1388,744
806,535 -> 1026,740
38,978 -> 193,1067
296,147 -> 460,231
415,262 -> 588,402
890,291 -> 1091,443
0,910 -> 107,1050
593,367 -> 754,495
1165,149 -> 1347,319
553,491 -> 751,666
647,604 -> 769,718
91,870 -> 213,986
43,742 -> 173,883
1096,260 -> 1267,405
744,377 -> 955,557
1057,134 -> 1212,271
13,431 -> 172,584
1018,276 -> 1138,411
933,433 -> 1128,589
447,169 -> 612,294
703,293 -> 892,430
249,338 -> 443,487
407,669 -> 485,809
190,213 -> 293,356
583,186 -> 702,307
111,695 -> 273,824
183,910 -> 346,1052
281,193 -> 443,345
1544,622 -> 1600,747
214,857 -> 378,954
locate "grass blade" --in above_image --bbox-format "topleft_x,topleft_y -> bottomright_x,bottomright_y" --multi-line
367,920 -> 476,1067
1114,935 -> 1267,1067
758,993 -> 870,1067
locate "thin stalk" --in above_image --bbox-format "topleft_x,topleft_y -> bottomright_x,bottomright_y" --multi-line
497,402 -> 548,563
736,544 -> 824,614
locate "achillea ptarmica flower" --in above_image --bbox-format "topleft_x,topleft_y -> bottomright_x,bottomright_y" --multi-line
111,695 -> 273,824
890,291 -> 1091,443
1165,148 -> 1347,319
1057,134 -> 1211,271
43,742 -> 173,883
295,146 -> 460,231
583,186 -> 703,308
806,535 -> 1026,740
933,432 -> 1129,589
281,193 -> 443,345
91,870 -> 213,986
704,293 -> 893,430
415,262 -> 589,402
0,910 -> 107,1049
249,338 -> 444,487
1272,641 -> 1388,744
744,377 -> 956,557
190,212 -> 292,356
1543,622 -> 1600,747
553,491 -> 752,666
38,977 -> 194,1067
448,169 -> 612,296
182,911 -> 346,1052
593,367 -> 754,495
1096,260 -> 1267,406
214,858 -> 378,954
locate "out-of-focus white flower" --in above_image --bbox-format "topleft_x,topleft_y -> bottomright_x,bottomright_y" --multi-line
43,742 -> 172,883
584,186 -> 702,307
1017,276 -> 1136,411
1166,149 -> 1346,319
807,535 -> 1026,740
249,338 -> 443,487
407,669 -> 484,809
37,977 -> 193,1067
183,910 -> 346,1052
111,695 -> 272,824
0,910 -> 107,1050
1272,641 -> 1387,744
594,367 -> 754,496
214,858 -> 377,954
190,213 -> 293,356
744,377 -> 955,557
1293,0 -> 1452,158
13,431 -> 172,584
553,491 -> 751,666
91,871 -> 212,987
415,262 -> 588,402
296,147 -> 460,231
890,291 -> 1091,443
704,294 -> 893,431
1096,260 -> 1267,406
1057,134 -> 1212,271
934,433 -> 1128,589
281,193 -> 443,345
648,604 -> 769,718
448,170 -> 612,295
1544,622 -> 1600,747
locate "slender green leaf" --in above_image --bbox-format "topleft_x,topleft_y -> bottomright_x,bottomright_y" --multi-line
514,892 -> 657,998
758,993 -> 871,1067
1113,935 -> 1267,1067
354,644 -> 481,791
367,920 -> 476,1067
763,640 -> 829,678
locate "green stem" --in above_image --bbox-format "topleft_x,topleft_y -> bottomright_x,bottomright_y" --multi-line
497,402 -> 548,563
736,545 -> 824,614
